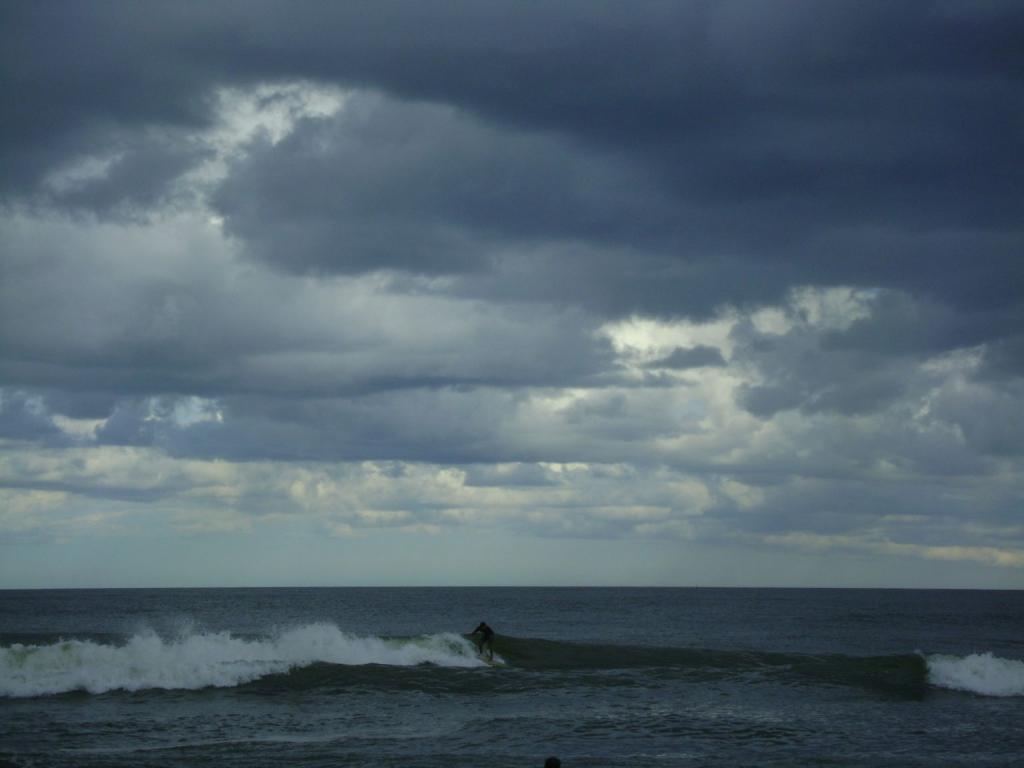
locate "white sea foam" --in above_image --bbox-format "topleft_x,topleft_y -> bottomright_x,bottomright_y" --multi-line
0,624 -> 486,697
926,652 -> 1024,697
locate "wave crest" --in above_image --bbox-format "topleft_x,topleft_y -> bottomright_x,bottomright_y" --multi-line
5,629 -> 1020,700
925,652 -> 1024,697
0,624 -> 486,697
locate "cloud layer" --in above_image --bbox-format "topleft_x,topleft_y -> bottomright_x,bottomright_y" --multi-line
1,1 -> 1022,586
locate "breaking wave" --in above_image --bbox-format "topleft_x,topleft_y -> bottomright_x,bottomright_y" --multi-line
925,652 -> 1024,697
3,626 -> 1021,700
0,624 -> 487,697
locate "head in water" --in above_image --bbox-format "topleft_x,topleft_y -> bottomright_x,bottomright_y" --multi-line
544,758 -> 561,768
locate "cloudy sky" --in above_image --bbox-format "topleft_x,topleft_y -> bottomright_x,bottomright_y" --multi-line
2,1 -> 1022,589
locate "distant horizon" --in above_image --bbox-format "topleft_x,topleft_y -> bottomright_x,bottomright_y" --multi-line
4,583 -> 1021,592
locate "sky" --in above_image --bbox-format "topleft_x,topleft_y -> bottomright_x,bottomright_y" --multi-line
1,1 -> 1022,589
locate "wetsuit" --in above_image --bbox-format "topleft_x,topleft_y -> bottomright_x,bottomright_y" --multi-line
472,622 -> 494,658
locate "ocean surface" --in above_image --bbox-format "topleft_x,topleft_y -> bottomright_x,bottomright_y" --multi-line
1,587 -> 1022,767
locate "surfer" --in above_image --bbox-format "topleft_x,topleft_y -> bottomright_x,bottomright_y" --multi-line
470,621 -> 495,660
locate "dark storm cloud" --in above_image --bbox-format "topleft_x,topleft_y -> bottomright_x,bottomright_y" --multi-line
931,380 -> 1024,457
42,391 -> 119,421
1,3 -> 222,199
95,397 -> 174,448
48,135 -> 211,216
3,1 -> 1021,316
2,0 -> 1023,474
730,289 -> 1024,421
222,1 -> 1021,318
136,392 -> 522,465
0,391 -> 64,444
211,94 -> 668,275
820,291 -> 1017,357
978,335 -> 1024,381
731,305 -> 928,419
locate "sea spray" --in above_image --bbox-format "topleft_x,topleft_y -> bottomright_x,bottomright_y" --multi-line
925,652 -> 1024,697
0,624 -> 486,697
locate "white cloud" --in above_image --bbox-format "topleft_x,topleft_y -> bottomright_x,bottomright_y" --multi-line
601,313 -> 736,364
765,531 -> 1024,569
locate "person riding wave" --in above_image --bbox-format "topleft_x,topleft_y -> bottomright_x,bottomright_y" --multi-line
470,621 -> 495,660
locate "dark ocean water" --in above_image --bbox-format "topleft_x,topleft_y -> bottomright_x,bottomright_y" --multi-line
1,587 -> 1022,767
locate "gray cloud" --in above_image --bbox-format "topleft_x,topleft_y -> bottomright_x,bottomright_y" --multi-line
0,215 -> 616,407
44,133 -> 211,216
42,390 -> 119,421
646,346 -> 727,370
207,82 -> 1024,320
462,463 -> 558,488
2,2 -> 1023,584
731,308 -> 926,418
2,2 -> 1019,316
978,334 -> 1024,381
0,391 -> 64,444
211,94 -> 669,276
931,379 -> 1024,458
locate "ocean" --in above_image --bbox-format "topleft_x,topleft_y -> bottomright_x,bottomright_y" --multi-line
1,587 -> 1022,767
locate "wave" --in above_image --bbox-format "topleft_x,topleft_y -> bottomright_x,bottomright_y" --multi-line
925,652 -> 1024,697
0,624 -> 487,697
495,637 -> 1024,698
2,626 -> 1020,699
